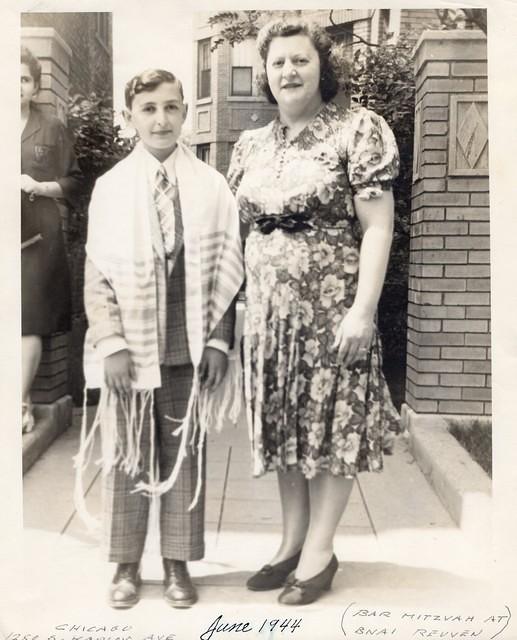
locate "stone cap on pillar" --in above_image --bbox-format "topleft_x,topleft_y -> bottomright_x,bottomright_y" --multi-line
21,27 -> 72,75
412,30 -> 487,74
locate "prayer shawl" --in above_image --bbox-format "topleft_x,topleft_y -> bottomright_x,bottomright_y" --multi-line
74,141 -> 244,530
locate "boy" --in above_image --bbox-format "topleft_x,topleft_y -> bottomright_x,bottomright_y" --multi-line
79,70 -> 244,609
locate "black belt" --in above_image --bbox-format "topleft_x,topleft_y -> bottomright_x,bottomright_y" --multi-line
255,212 -> 313,234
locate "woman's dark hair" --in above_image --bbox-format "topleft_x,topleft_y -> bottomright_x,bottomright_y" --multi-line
21,45 -> 42,87
256,18 -> 340,104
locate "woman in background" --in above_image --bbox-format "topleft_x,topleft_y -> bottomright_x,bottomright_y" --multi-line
21,45 -> 82,432
228,19 -> 400,605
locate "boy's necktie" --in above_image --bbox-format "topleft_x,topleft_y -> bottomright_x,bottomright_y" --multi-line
153,164 -> 178,259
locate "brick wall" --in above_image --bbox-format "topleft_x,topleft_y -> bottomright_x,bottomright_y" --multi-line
407,31 -> 490,416
21,13 -> 113,100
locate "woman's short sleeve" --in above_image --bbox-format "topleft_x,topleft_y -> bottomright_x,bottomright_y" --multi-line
346,108 -> 400,200
227,129 -> 254,195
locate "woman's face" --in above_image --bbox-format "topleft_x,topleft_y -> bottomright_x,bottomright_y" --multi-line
21,63 -> 38,109
266,34 -> 322,115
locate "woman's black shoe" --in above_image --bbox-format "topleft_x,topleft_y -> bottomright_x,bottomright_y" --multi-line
246,550 -> 302,591
278,554 -> 338,605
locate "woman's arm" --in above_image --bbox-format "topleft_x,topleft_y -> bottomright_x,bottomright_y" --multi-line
20,116 -> 83,202
21,173 -> 63,198
334,190 -> 394,367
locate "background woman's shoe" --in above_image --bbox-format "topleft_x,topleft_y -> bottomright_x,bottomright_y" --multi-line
108,562 -> 141,609
22,402 -> 35,434
246,549 -> 302,591
278,554 -> 338,605
163,559 -> 197,608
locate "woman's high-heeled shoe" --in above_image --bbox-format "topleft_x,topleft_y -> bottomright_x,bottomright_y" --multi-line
278,554 -> 338,605
246,550 -> 302,591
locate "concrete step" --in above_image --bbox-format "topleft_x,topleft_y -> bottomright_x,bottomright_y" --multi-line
22,395 -> 73,474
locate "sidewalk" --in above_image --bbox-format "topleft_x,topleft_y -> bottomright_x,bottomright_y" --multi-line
13,407 -> 493,639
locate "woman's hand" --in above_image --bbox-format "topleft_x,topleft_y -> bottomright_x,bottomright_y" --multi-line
333,305 -> 375,367
21,175 -> 62,199
104,349 -> 135,394
21,174 -> 40,197
199,347 -> 228,392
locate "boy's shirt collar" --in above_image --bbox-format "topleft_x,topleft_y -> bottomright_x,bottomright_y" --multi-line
143,143 -> 178,186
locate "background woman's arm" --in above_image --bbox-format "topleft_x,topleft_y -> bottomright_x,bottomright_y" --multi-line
20,174 -> 63,198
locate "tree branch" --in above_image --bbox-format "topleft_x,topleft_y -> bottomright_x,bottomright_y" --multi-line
329,9 -> 381,47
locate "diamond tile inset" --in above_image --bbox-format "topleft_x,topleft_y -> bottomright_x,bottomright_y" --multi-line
457,103 -> 488,168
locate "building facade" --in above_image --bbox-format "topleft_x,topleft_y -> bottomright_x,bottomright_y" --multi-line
22,12 -> 113,121
191,9 -> 440,176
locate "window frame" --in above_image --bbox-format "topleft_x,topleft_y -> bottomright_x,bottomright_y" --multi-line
231,66 -> 253,97
197,38 -> 212,100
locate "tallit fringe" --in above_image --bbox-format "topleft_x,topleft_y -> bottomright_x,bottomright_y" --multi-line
73,387 -> 154,532
73,353 -> 243,529
134,353 -> 244,510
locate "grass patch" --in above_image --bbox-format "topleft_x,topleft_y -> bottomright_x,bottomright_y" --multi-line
448,419 -> 492,478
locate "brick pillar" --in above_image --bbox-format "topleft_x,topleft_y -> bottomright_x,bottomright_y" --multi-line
22,27 -> 72,123
406,30 -> 490,416
22,27 -> 73,404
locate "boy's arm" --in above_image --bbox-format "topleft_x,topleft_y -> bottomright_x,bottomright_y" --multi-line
84,256 -> 128,358
200,297 -> 237,391
206,295 -> 237,354
85,257 -> 135,392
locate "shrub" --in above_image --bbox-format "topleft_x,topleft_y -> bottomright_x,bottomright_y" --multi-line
347,38 -> 415,365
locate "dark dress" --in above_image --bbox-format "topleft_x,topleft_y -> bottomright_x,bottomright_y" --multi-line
228,102 -> 400,479
21,105 -> 82,335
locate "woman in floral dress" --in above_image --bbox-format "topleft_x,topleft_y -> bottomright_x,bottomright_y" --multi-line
228,18 -> 400,605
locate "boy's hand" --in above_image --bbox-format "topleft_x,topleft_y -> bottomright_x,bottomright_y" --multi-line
199,347 -> 228,392
104,349 -> 135,394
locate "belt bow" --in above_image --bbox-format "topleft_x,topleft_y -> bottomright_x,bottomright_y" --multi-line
255,211 -> 313,234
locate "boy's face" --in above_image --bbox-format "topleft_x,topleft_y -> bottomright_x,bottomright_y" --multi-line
126,81 -> 187,161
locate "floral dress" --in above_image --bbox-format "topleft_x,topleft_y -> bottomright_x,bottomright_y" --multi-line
228,102 -> 400,479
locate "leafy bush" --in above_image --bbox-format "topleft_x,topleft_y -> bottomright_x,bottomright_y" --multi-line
347,38 -> 415,365
67,92 -> 133,244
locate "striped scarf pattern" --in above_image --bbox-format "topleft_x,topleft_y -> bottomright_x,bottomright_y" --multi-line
74,142 -> 244,530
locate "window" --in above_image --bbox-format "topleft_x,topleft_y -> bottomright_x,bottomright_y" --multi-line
230,39 -> 261,97
197,144 -> 210,164
198,39 -> 211,99
231,67 -> 253,96
380,9 -> 391,40
96,13 -> 110,48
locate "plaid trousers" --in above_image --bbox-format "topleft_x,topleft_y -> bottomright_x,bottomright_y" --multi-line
102,364 -> 205,562
101,204 -> 234,563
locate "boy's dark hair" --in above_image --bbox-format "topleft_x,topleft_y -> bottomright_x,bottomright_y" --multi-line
124,69 -> 184,108
21,45 -> 42,87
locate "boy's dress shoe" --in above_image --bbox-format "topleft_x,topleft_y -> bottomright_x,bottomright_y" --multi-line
278,554 -> 338,605
246,549 -> 302,591
108,562 -> 141,609
163,558 -> 197,608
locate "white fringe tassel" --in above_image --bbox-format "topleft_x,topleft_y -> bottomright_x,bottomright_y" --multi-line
134,353 -> 244,509
73,352 -> 244,530
73,387 -> 154,532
